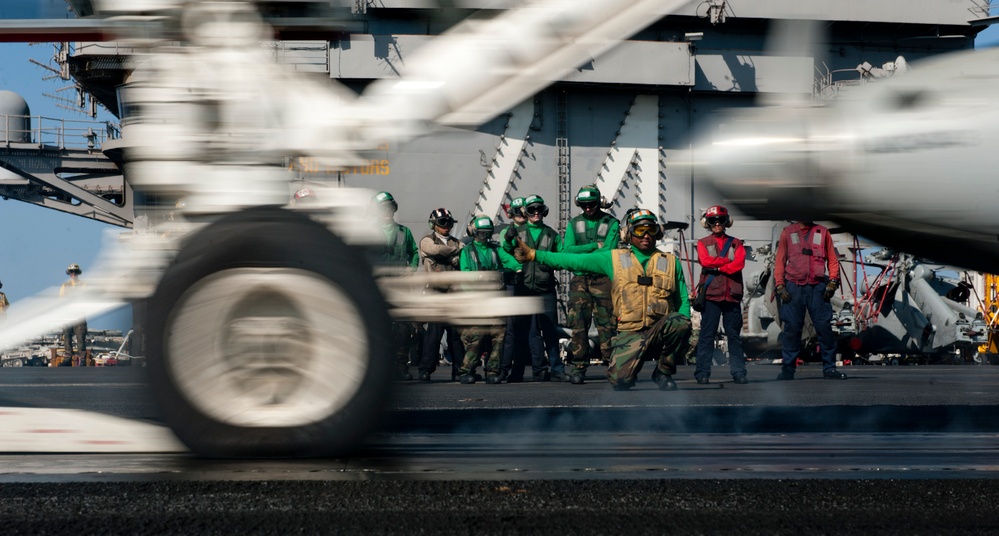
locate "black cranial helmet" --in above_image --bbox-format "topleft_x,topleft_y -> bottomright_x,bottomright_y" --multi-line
428,208 -> 455,229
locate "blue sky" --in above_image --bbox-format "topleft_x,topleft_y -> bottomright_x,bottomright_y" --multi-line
0,42 -> 128,330
0,19 -> 998,332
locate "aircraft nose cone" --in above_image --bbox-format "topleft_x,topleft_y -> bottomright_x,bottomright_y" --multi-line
696,107 -> 840,222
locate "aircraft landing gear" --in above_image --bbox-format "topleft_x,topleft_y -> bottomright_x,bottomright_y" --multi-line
145,207 -> 393,458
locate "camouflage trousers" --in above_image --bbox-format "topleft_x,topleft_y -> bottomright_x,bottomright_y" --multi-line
606,313 -> 692,388
391,321 -> 418,374
460,325 -> 506,376
566,274 -> 616,371
685,326 -> 700,365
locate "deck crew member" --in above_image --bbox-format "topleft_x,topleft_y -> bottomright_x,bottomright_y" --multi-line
503,195 -> 567,382
370,191 -> 420,381
497,197 -> 531,382
517,210 -> 691,391
59,263 -> 88,365
774,220 -> 847,380
561,185 -> 619,384
417,208 -> 466,382
457,215 -> 522,384
693,205 -> 748,384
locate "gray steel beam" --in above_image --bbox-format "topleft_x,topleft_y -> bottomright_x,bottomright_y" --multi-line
0,146 -> 132,227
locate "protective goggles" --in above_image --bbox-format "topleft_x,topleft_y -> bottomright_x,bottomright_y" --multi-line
474,229 -> 493,239
706,216 -> 729,226
433,217 -> 455,227
525,204 -> 547,216
631,224 -> 660,238
578,201 -> 598,209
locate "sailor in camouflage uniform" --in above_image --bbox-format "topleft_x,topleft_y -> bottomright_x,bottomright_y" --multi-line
518,210 -> 691,391
561,185 -> 619,384
457,216 -> 523,384
369,191 -> 420,380
503,195 -> 567,382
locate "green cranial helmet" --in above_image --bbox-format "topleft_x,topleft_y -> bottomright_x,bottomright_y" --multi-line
523,194 -> 549,217
372,191 -> 398,211
628,209 -> 658,227
473,215 -> 494,231
575,185 -> 601,205
524,194 -> 545,207
508,197 -> 527,217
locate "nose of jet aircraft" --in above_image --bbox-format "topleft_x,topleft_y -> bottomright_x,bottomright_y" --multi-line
696,105 -> 846,222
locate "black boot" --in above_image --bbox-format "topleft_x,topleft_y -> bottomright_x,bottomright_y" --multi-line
776,366 -> 795,381
395,370 -> 413,381
651,368 -> 678,391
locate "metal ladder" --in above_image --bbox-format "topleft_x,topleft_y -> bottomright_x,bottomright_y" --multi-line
556,90 -> 570,325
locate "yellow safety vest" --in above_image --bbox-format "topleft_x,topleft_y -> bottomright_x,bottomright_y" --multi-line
612,248 -> 678,332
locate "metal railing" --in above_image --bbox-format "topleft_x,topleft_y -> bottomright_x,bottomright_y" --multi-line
2,114 -> 120,150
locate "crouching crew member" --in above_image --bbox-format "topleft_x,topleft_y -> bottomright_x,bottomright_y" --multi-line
457,216 -> 523,384
517,210 -> 691,391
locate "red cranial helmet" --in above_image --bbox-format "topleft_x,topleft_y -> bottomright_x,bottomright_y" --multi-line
701,205 -> 733,229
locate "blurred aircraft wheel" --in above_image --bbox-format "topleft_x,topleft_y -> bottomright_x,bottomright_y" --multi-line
146,207 -> 393,458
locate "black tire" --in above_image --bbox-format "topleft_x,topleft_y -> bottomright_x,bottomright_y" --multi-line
146,207 -> 393,458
